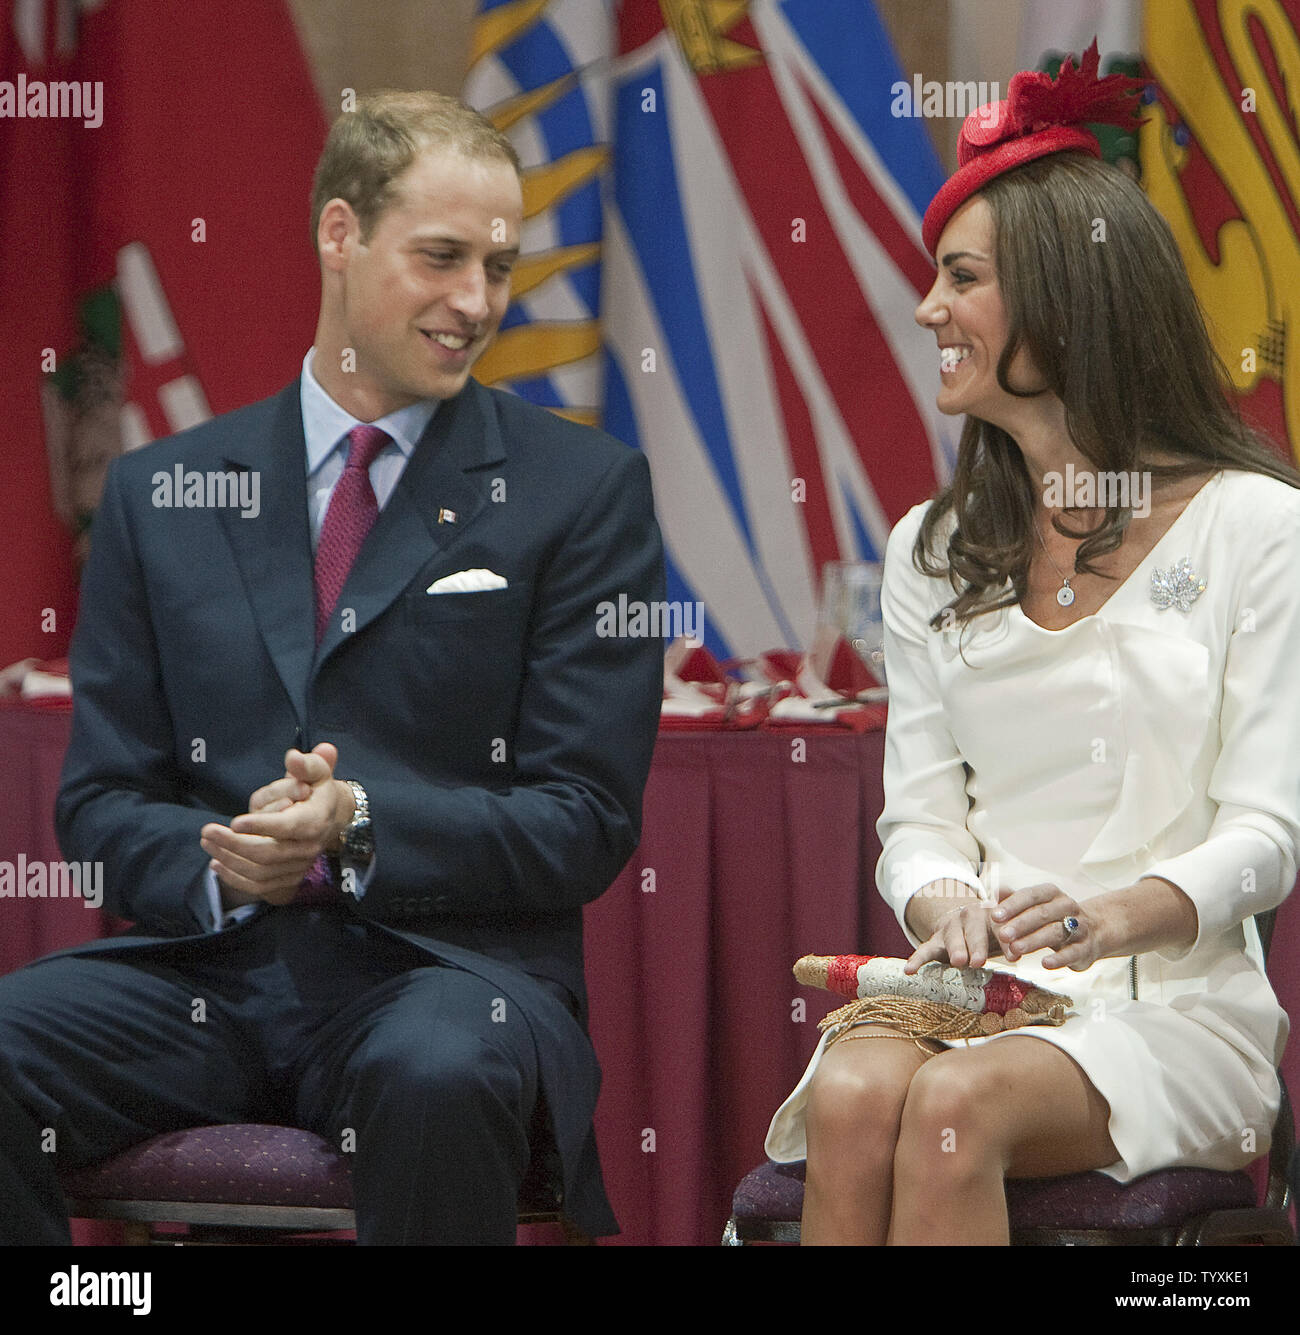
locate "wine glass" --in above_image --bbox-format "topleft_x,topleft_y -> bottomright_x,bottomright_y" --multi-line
816,560 -> 887,697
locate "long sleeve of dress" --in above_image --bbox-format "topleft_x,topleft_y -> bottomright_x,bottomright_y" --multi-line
1144,481 -> 1300,959
874,503 -> 987,946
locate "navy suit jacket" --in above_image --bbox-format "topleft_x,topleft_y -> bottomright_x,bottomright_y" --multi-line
53,376 -> 665,1234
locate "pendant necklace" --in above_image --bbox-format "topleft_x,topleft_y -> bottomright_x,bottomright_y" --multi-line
1034,517 -> 1076,607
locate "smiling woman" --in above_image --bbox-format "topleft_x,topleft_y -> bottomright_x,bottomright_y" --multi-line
764,43 -> 1300,1247
915,152 -> 1298,631
918,197 -> 1032,426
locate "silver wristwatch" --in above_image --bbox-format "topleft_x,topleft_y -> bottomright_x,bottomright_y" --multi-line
337,779 -> 374,864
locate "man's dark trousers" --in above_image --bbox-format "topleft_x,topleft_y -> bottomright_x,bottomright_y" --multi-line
0,905 -> 573,1244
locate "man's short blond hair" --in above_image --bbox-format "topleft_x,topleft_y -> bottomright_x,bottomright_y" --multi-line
310,90 -> 521,253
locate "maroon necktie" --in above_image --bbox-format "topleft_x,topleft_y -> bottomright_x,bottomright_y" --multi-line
297,424 -> 390,903
313,423 -> 392,644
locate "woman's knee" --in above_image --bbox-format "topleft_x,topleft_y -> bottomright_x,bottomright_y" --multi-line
893,1052 -> 1009,1186
804,1034 -> 928,1159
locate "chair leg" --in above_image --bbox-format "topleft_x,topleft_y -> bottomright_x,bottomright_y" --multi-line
1178,1208 -> 1294,1246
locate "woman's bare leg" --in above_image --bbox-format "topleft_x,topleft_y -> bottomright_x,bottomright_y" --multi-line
801,1025 -> 937,1245
889,1035 -> 1117,1245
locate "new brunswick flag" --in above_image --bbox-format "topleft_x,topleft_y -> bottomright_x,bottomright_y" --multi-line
1143,0 -> 1300,462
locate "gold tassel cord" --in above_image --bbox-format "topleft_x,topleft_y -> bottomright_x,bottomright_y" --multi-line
818,995 -> 1070,1057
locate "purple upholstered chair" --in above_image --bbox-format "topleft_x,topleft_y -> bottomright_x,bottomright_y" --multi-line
723,911 -> 1294,1247
722,1143 -> 1292,1246
63,1124 -> 356,1244
62,1123 -> 578,1245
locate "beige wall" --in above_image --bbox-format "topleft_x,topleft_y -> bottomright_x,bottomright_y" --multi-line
879,0 -> 953,167
288,0 -> 478,111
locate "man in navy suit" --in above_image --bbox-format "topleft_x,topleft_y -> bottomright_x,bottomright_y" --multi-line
0,92 -> 663,1244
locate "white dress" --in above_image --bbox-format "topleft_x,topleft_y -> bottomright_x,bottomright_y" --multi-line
766,469 -> 1300,1180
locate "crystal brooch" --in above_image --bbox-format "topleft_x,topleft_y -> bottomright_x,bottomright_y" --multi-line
1150,557 -> 1207,612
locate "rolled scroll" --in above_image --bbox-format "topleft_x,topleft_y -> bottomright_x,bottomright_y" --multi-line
794,953 -> 1072,1042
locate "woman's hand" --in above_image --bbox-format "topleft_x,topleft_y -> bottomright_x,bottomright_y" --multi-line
904,883 -> 1108,974
991,882 -> 1104,971
904,901 -> 1002,973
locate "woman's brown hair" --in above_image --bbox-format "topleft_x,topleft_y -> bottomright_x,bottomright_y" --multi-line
916,152 -> 1300,628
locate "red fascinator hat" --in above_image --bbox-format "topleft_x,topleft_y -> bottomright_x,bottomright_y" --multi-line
921,40 -> 1146,256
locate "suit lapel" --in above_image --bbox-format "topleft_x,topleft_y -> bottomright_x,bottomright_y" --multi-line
313,378 -> 506,666
212,379 -> 507,700
216,383 -> 316,727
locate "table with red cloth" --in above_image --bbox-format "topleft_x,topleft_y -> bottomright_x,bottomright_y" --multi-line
589,724 -> 895,1245
4,702 -> 1298,1247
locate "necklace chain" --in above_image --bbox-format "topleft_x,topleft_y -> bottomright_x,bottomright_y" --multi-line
1034,515 -> 1077,607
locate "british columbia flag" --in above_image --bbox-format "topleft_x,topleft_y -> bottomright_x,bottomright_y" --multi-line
466,0 -> 955,658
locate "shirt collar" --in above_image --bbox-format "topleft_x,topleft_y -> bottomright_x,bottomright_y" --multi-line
300,348 -> 440,477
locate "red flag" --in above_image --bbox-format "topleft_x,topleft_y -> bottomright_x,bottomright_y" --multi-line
1,0 -> 327,665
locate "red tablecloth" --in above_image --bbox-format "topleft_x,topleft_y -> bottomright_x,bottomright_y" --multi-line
0,703 -> 120,1243
588,728 -> 897,1244
0,703 -> 113,966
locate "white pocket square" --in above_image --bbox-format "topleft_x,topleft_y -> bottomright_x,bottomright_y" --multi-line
426,568 -> 509,594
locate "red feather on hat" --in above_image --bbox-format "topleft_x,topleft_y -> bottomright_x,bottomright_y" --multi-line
1008,39 -> 1145,137
923,39 -> 1148,255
